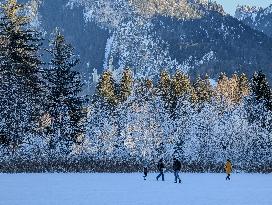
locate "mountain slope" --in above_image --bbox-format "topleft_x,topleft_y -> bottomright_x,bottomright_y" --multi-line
154,11 -> 272,79
19,0 -> 110,80
235,5 -> 272,38
18,0 -> 272,83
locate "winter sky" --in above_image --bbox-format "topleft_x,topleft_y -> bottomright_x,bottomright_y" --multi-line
216,0 -> 272,15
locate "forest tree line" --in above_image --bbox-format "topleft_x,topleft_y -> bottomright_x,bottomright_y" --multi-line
0,0 -> 272,172
0,0 -> 87,160
88,68 -> 272,172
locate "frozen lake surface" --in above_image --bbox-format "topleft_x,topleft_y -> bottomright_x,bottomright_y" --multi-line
1,173 -> 272,205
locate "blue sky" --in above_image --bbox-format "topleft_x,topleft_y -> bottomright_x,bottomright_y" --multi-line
215,0 -> 272,15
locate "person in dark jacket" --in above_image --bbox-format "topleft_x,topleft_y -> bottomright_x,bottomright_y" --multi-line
143,166 -> 148,180
173,158 -> 181,183
156,158 -> 165,181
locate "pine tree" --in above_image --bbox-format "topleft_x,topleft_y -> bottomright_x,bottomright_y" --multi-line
216,72 -> 229,104
134,78 -> 154,103
238,73 -> 250,101
170,71 -> 193,115
171,71 -> 192,98
245,71 -> 271,128
157,70 -> 172,110
216,73 -> 249,105
96,70 -> 118,107
173,99 -> 196,163
229,73 -> 240,104
251,71 -> 272,111
194,74 -> 213,103
119,68 -> 133,102
190,86 -> 198,104
0,0 -> 43,152
44,30 -> 86,154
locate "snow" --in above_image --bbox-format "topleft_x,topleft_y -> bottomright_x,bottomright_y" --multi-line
91,68 -> 99,83
263,5 -> 272,15
209,78 -> 217,87
73,0 -> 192,78
235,5 -> 262,21
103,34 -> 115,70
1,173 -> 272,205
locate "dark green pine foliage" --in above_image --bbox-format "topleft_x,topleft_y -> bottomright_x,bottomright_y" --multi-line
95,70 -> 118,109
251,71 -> 272,111
194,74 -> 213,103
44,30 -> 86,154
173,139 -> 185,162
0,0 -> 43,152
246,71 -> 272,127
157,70 -> 172,112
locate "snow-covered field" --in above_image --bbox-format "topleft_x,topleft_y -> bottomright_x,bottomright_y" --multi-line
1,173 -> 272,205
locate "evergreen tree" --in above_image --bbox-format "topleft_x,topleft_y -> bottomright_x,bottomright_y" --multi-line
171,71 -> 192,98
190,86 -> 198,104
157,70 -> 172,111
251,71 -> 272,111
0,0 -> 43,153
238,73 -> 250,101
229,73 -> 240,104
134,78 -> 153,102
44,30 -> 86,154
216,72 -> 249,105
194,74 -> 213,103
96,70 -> 118,107
244,71 -> 272,129
119,68 -> 133,102
170,71 -> 193,116
216,72 -> 229,103
173,98 -> 196,163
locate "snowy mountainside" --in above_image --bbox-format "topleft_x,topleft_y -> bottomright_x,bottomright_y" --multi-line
235,4 -> 272,38
128,0 -> 225,19
73,0 -> 272,81
72,0 -> 188,78
19,0 -> 272,83
235,5 -> 263,21
19,0 -> 109,80
152,11 -> 272,79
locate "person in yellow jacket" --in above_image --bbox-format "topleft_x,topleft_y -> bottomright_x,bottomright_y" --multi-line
224,159 -> 232,180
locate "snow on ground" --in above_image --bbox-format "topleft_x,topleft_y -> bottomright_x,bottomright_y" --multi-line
0,173 -> 272,205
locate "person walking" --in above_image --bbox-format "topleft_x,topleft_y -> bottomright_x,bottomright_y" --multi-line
156,158 -> 165,181
224,159 -> 232,180
143,165 -> 148,180
173,158 -> 182,183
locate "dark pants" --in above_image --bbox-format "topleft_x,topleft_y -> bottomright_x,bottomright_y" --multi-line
226,174 -> 230,180
174,170 -> 181,182
156,171 -> 164,181
143,172 -> 147,180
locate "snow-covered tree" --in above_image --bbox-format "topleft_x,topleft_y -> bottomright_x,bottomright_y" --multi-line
118,68 -> 133,102
0,0 -> 43,154
251,71 -> 272,111
194,74 -> 213,103
43,30 -> 86,155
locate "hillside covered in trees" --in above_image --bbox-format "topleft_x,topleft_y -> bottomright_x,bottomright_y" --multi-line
0,0 -> 272,173
235,4 -> 272,38
15,0 -> 272,84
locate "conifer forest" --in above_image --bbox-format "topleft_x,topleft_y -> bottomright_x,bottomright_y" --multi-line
0,0 -> 272,173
